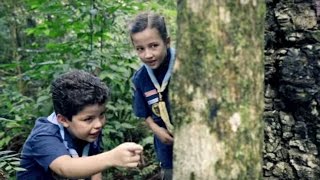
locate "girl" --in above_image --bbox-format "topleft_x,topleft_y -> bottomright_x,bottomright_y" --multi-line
129,12 -> 175,180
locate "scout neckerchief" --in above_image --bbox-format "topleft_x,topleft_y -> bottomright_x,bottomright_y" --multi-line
144,48 -> 175,134
47,112 -> 90,158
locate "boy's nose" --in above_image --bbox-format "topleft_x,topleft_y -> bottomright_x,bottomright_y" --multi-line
93,118 -> 104,128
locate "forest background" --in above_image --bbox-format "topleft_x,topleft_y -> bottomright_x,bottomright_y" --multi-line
0,0 -> 176,179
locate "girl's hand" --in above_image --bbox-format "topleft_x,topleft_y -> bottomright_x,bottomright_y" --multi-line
154,127 -> 174,145
145,117 -> 174,145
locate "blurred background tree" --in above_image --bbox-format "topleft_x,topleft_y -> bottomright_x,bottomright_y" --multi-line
0,0 -> 176,179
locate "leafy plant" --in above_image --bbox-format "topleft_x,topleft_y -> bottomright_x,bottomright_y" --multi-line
0,150 -> 24,178
0,0 -> 176,179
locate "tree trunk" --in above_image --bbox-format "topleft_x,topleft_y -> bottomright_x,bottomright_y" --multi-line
172,0 -> 264,179
264,1 -> 320,179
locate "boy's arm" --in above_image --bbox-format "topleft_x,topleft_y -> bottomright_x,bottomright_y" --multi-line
49,142 -> 142,178
91,172 -> 102,180
145,116 -> 174,145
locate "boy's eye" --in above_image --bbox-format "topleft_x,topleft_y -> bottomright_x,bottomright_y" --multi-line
84,117 -> 94,121
99,111 -> 106,118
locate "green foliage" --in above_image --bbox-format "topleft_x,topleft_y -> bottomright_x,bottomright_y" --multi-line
0,150 -> 24,178
0,0 -> 176,178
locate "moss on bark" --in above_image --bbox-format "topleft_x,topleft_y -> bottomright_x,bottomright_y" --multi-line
172,0 -> 265,179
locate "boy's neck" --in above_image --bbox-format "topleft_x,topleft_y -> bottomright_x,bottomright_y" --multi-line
74,138 -> 89,155
64,128 -> 89,155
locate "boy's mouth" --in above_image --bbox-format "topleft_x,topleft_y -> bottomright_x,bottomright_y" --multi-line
89,131 -> 100,137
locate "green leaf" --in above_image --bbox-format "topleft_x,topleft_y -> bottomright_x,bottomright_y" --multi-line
6,122 -> 20,129
9,161 -> 20,166
5,165 -> 12,171
36,61 -> 59,66
121,123 -> 134,129
14,167 -> 26,172
140,136 -> 153,146
0,162 -> 6,168
0,117 -> 12,122
0,151 -> 14,156
37,95 -> 49,103
1,154 -> 20,159
99,71 -> 109,80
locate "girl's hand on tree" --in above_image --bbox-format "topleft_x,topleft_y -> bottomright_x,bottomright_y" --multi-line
145,116 -> 174,144
155,127 -> 174,145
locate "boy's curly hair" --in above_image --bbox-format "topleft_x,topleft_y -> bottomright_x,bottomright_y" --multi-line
51,70 -> 109,121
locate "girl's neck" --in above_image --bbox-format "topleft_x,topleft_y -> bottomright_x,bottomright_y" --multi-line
154,48 -> 170,72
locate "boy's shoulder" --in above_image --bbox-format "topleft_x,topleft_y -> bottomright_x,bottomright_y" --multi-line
28,117 -> 61,140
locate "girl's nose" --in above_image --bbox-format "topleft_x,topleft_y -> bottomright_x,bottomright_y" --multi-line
144,49 -> 153,59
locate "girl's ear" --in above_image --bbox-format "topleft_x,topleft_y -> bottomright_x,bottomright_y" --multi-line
57,114 -> 70,128
166,37 -> 171,48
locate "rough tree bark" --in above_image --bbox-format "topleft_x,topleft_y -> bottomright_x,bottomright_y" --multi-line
171,0 -> 264,179
264,0 -> 320,179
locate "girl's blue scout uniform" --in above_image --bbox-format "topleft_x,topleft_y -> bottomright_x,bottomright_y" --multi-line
17,113 -> 102,180
132,48 -> 175,169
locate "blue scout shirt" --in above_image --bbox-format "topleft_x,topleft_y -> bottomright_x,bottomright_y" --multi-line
132,48 -> 174,169
17,117 -> 102,180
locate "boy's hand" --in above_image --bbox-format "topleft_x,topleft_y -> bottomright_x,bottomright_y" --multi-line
154,127 -> 174,145
110,142 -> 143,167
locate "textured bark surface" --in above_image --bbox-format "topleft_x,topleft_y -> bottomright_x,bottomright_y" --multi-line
264,0 -> 320,179
172,0 -> 264,179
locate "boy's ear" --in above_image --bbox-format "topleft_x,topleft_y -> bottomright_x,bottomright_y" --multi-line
57,114 -> 70,128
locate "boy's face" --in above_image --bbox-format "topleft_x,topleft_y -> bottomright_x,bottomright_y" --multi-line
131,28 -> 170,69
60,104 -> 106,143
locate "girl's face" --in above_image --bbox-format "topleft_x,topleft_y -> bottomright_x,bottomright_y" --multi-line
131,28 -> 170,69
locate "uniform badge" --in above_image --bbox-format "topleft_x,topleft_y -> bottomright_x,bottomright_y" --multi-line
144,89 -> 157,97
151,103 -> 161,117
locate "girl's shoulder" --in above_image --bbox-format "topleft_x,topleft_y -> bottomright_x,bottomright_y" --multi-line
132,65 -> 148,83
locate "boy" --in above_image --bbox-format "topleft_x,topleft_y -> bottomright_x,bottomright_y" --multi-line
17,70 -> 143,180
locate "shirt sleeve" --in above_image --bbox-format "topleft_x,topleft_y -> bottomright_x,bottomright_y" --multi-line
30,134 -> 69,171
132,78 -> 151,118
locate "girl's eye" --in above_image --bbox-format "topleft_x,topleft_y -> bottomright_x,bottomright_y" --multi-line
151,44 -> 158,48
136,47 -> 144,52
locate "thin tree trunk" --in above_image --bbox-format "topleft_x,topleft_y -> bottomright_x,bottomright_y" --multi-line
8,0 -> 24,94
172,0 -> 264,179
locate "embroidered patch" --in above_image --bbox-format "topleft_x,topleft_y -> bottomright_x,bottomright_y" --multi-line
152,102 -> 161,117
148,97 -> 159,105
144,89 -> 157,97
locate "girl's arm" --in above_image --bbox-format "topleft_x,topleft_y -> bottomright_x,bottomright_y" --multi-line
145,116 -> 173,144
49,142 -> 142,178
